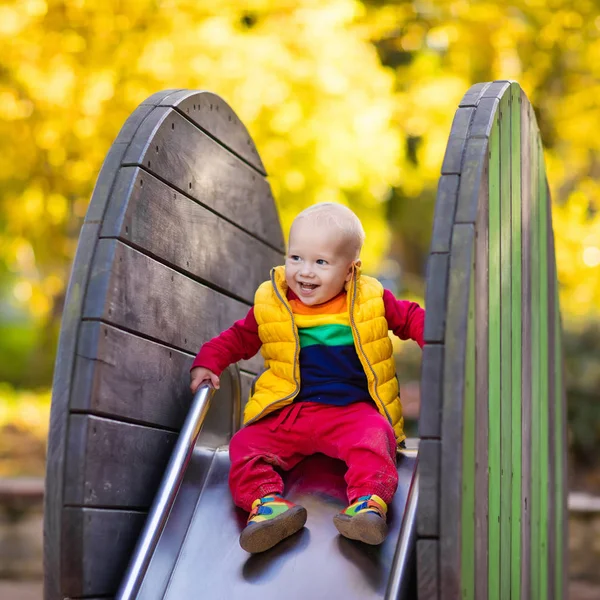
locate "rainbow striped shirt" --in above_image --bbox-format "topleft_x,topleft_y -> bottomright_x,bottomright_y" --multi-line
289,291 -> 370,406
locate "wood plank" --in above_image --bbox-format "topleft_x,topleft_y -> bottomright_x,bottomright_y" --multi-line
546,178 -> 556,600
423,253 -> 449,343
538,137 -> 550,600
440,223 -> 475,600
61,507 -> 146,598
459,82 -> 491,107
419,345 -> 444,439
509,81 -> 523,600
44,223 -> 102,600
455,137 -> 488,224
122,107 -> 283,250
499,89 -> 513,600
469,97 -> 500,138
474,148 -> 489,600
72,322 -> 194,429
417,539 -> 440,600
481,80 -> 512,101
417,440 -> 440,538
520,92 -> 533,600
158,90 -> 267,175
460,248 -> 476,600
82,239 -> 264,373
101,167 -> 282,305
441,107 -> 475,175
431,175 -> 460,254
64,414 -> 177,507
487,109 -> 501,600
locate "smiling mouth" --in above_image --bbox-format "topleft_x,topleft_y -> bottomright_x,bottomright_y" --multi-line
299,282 -> 318,292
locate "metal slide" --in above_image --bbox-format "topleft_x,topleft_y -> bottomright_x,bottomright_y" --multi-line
117,387 -> 419,600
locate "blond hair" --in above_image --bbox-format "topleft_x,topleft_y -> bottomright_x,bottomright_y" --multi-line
291,203 -> 365,259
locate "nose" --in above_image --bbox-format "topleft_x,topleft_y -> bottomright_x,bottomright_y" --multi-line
299,262 -> 314,277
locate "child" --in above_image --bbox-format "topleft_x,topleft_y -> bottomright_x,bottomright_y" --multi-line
190,203 -> 424,554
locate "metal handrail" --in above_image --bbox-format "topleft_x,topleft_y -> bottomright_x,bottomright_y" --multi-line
385,454 -> 419,600
116,384 -> 215,600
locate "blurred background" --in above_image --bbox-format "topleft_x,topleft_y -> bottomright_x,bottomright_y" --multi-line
1,0 -> 599,597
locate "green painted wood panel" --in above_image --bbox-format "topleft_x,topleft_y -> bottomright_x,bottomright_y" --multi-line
461,262 -> 476,600
554,287 -> 564,599
538,142 -> 550,600
499,91 -> 512,600
530,114 -> 541,599
488,112 -> 501,600
509,82 -> 523,600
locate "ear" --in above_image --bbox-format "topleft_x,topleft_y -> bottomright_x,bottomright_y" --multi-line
345,260 -> 361,282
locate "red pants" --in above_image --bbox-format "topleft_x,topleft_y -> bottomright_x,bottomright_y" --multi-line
229,401 -> 398,511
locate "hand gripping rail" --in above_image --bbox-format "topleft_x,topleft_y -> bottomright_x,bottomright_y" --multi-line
116,384 -> 216,600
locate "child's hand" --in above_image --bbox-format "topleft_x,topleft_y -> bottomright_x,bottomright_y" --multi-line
190,367 -> 220,393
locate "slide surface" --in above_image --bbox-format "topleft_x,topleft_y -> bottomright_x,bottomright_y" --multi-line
133,443 -> 418,600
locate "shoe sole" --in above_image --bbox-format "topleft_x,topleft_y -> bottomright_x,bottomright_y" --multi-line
333,512 -> 388,545
239,505 -> 308,554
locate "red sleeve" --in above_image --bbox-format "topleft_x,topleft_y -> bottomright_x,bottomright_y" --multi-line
383,289 -> 425,348
191,307 -> 261,375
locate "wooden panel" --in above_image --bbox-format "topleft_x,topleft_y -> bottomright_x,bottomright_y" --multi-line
499,90 -> 513,600
82,239 -> 263,372
430,175 -> 460,254
538,137 -> 550,600
520,92 -> 533,600
101,167 -> 282,304
417,440 -> 440,538
419,345 -> 444,439
61,507 -> 146,598
72,322 -> 194,429
469,97 -> 500,138
460,267 -> 475,600
439,223 -> 474,600
64,415 -> 176,508
509,81 -> 523,600
530,106 -> 541,600
417,540 -> 439,600
423,254 -> 449,343
459,82 -> 491,107
547,181 -> 556,600
441,107 -> 474,175
455,137 -> 488,224
487,109 -> 501,600
122,107 -> 283,250
474,152 -> 489,600
158,90 -> 267,175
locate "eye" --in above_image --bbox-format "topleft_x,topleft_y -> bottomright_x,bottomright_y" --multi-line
289,255 -> 301,262
316,259 -> 328,266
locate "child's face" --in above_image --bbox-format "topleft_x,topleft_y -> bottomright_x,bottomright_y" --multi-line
285,219 -> 356,306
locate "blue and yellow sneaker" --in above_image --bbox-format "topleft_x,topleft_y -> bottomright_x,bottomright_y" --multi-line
333,494 -> 388,545
239,493 -> 308,553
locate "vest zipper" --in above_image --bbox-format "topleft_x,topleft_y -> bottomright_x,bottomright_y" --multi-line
245,270 -> 301,425
348,272 -> 393,425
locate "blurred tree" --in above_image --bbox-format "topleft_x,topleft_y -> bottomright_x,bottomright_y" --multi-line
0,0 -> 402,386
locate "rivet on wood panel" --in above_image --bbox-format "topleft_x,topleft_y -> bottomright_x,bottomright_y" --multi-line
216,105 -> 219,111
148,161 -> 151,168
125,226 -> 129,234
155,145 -> 159,153
171,275 -> 174,282
189,182 -> 192,189
169,351 -> 172,359
184,338 -> 187,344
228,115 -> 232,122
193,104 -> 196,110
210,104 -> 213,110
171,123 -> 175,130
140,179 -> 143,187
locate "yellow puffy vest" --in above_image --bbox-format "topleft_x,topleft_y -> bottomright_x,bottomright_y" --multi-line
243,265 -> 405,443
